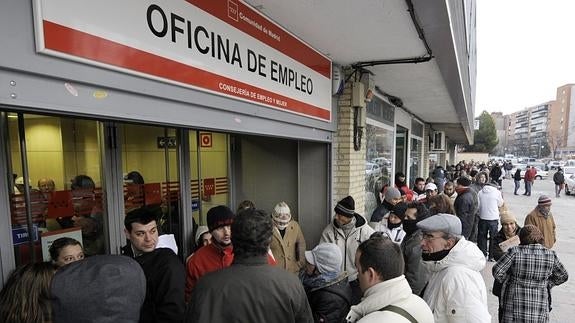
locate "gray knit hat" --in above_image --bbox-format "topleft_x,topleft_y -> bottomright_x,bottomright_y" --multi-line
384,187 -> 401,202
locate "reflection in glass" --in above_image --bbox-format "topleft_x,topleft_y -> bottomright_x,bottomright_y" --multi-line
365,124 -> 393,216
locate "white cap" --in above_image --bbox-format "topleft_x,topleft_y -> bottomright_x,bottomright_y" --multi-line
424,183 -> 437,191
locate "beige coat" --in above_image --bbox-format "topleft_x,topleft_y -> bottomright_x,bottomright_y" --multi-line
524,208 -> 556,249
270,220 -> 306,274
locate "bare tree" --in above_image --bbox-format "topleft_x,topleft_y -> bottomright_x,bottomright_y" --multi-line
548,130 -> 564,159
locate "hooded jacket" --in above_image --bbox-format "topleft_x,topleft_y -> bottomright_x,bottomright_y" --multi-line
320,214 -> 374,281
51,255 -> 146,323
422,237 -> 491,323
477,184 -> 503,221
345,275 -> 433,323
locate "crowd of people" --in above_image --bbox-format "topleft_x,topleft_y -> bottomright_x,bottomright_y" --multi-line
0,161 -> 570,323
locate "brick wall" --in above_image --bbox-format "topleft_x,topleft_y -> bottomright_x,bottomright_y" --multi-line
332,81 -> 367,214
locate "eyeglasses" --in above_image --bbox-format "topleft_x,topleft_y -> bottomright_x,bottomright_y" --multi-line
422,233 -> 446,242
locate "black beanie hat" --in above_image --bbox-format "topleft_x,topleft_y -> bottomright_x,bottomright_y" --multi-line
334,196 -> 356,218
207,205 -> 235,232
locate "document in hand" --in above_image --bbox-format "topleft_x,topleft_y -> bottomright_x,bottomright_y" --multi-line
499,235 -> 520,253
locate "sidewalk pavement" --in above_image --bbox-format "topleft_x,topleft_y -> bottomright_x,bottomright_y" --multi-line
481,175 -> 574,322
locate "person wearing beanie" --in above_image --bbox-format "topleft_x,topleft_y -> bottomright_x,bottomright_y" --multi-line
524,195 -> 556,249
300,243 -> 352,323
493,224 -> 568,323
270,201 -> 307,274
492,211 -> 521,261
320,195 -> 374,305
377,202 -> 407,244
185,205 -> 275,302
344,235 -> 433,323
454,176 -> 480,242
369,187 -> 402,230
122,207 -> 185,323
187,209 -> 313,322
400,202 -> 430,295
417,213 -> 491,322
194,225 -> 211,252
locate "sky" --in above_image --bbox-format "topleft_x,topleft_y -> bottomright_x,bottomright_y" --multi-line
475,0 -> 575,117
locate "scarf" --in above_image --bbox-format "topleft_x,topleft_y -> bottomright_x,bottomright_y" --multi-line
455,186 -> 469,195
537,206 -> 551,218
338,216 -> 357,236
387,219 -> 401,230
402,219 -> 418,235
422,249 -> 450,262
300,270 -> 339,292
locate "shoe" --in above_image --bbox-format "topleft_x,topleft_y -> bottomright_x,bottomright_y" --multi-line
514,193 -> 519,195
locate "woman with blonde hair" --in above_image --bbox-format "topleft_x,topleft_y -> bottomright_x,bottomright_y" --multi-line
0,262 -> 56,323
269,201 -> 306,274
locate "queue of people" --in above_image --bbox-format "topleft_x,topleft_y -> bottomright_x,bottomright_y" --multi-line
1,165 -> 570,323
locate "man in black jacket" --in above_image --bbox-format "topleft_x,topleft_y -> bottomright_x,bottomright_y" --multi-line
300,243 -> 352,323
187,209 -> 313,323
124,207 -> 186,323
553,168 -> 565,197
454,176 -> 479,242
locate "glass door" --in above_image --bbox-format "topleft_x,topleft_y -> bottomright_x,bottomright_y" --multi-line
119,124 -> 181,250
5,112 -> 106,266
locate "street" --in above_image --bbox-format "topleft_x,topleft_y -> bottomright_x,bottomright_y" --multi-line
482,173 -> 574,322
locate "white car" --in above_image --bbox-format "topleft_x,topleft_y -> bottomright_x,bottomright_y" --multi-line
563,167 -> 575,195
365,162 -> 381,177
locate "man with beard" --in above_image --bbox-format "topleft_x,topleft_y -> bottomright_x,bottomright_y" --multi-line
442,181 -> 457,204
185,205 -> 234,301
417,213 -> 490,322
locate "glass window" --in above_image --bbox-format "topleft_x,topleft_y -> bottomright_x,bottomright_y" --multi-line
365,124 -> 393,216
120,124 -> 180,249
410,138 -> 421,186
7,113 -> 106,266
189,131 -> 229,226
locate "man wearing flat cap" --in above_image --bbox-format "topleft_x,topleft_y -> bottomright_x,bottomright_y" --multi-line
320,195 -> 374,304
417,213 -> 491,322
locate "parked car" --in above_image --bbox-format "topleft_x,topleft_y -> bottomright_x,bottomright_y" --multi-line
547,160 -> 565,170
529,162 -> 548,171
366,162 -> 381,178
563,167 -> 575,195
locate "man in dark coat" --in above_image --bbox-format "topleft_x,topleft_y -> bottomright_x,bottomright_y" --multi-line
454,176 -> 480,242
123,207 -> 186,323
187,209 -> 313,323
51,255 -> 146,323
300,243 -> 352,323
400,202 -> 430,295
553,168 -> 565,197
